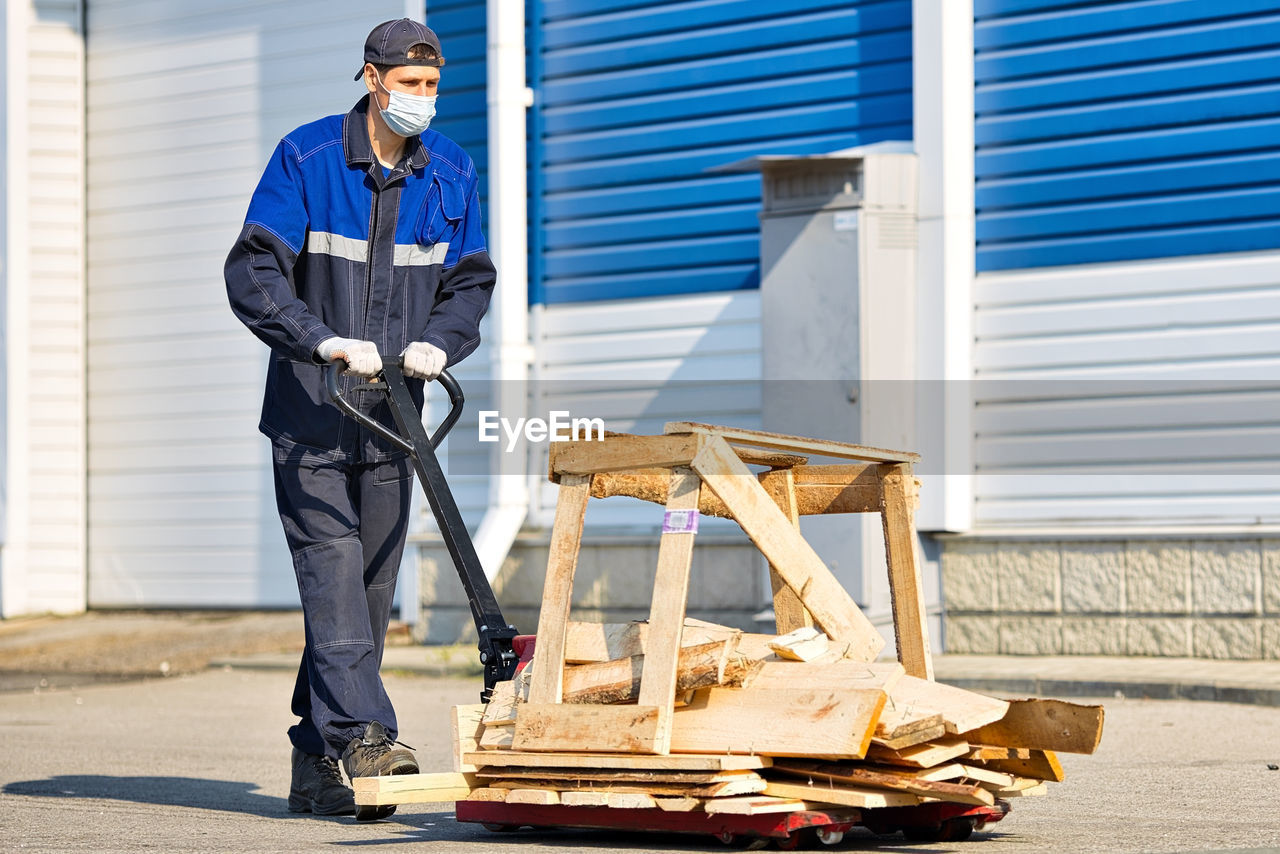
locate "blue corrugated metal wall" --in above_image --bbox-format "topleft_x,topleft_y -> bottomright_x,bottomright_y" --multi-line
974,0 -> 1280,272
531,0 -> 913,304
425,1 -> 489,204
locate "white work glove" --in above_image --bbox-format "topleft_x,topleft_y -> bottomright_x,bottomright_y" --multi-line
316,337 -> 383,377
401,341 -> 447,381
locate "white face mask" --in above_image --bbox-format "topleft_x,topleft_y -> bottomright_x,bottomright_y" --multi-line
374,71 -> 437,137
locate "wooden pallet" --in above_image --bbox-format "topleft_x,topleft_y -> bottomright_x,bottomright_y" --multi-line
353,424 -> 1109,813
516,423 -> 932,757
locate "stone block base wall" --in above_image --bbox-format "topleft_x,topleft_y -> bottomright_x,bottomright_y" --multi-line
940,537 -> 1280,659
414,535 -> 764,645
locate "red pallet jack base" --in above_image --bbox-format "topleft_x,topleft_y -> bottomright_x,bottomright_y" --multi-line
456,799 -> 1010,847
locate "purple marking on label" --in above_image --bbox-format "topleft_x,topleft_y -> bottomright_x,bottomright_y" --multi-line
662,509 -> 700,534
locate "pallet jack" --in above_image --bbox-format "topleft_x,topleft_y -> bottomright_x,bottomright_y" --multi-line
325,360 -> 1011,847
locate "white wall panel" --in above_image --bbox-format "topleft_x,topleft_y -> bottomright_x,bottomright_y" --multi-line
973,250 -> 1280,527
1,0 -> 87,617
86,0 -> 413,607
529,291 -> 762,531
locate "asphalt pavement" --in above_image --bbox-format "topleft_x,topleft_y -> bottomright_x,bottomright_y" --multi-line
4,667 -> 1280,853
2,611 -> 1280,853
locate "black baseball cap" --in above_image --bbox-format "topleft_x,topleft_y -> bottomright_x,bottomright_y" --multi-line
354,18 -> 446,80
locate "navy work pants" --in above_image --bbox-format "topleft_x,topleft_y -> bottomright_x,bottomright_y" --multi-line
272,442 -> 415,759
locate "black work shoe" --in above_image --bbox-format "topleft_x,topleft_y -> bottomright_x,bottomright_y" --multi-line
342,721 -> 418,821
288,748 -> 355,816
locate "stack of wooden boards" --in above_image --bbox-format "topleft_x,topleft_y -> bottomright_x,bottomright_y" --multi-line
354,618 -> 1105,818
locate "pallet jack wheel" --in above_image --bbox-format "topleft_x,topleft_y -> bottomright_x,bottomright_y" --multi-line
815,827 -> 845,846
480,823 -> 521,833
774,828 -> 818,850
715,832 -> 768,849
903,816 -> 975,843
945,817 -> 976,841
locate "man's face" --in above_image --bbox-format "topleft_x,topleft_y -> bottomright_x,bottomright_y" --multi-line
365,63 -> 441,110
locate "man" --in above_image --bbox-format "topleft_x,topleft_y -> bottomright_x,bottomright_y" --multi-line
224,19 -> 495,820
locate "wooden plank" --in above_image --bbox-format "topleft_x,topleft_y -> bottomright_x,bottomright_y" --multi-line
665,421 -> 921,463
879,463 -> 932,680
527,474 -> 592,706
705,796 -> 810,816
489,777 -> 766,798
682,619 -> 778,661
771,761 -> 993,807
633,467 -> 702,754
351,772 -> 473,807
564,618 -> 780,664
871,724 -> 948,751
964,745 -> 1032,761
451,704 -> 486,774
564,620 -> 645,663
654,796 -> 702,812
560,791 -> 610,807
961,699 -> 1105,754
594,431 -> 808,469
886,676 -> 1009,735
764,469 -> 813,633
475,768 -> 762,785
875,709 -> 945,741
669,687 -> 886,759
562,640 -> 736,705
556,790 -> 660,809
352,771 -> 472,794
904,763 -> 967,782
481,681 -> 518,727
513,703 -> 662,754
767,627 -> 828,661
466,787 -> 509,802
984,776 -> 1043,795
977,749 -> 1065,783
464,750 -> 771,772
865,735 -> 971,769
789,464 -> 882,486
513,663 -> 534,702
564,619 -> 732,663
746,660 -> 904,694
955,764 -> 1017,787
506,788 -> 560,806
479,724 -> 514,751
763,465 -> 883,514
997,782 -> 1049,798
590,470 -> 879,517
691,436 -> 885,660
607,792 -> 659,809
761,779 -> 919,809
550,434 -> 702,478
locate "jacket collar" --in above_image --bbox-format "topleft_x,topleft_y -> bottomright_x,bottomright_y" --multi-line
343,95 -> 431,173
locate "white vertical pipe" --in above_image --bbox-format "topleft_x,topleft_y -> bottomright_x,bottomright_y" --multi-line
913,0 -> 975,533
472,0 -> 533,581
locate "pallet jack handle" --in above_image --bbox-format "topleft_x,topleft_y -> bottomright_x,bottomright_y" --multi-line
324,358 -> 520,701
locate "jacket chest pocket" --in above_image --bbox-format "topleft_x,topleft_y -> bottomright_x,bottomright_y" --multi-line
415,173 -> 465,251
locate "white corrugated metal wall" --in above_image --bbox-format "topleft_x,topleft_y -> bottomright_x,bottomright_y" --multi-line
85,0 -> 416,606
0,0 -> 87,617
530,292 -> 762,531
973,251 -> 1280,527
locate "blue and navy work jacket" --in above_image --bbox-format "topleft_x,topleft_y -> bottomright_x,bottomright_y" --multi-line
225,95 -> 495,462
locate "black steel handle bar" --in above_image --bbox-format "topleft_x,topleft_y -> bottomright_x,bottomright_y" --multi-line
322,358 -> 464,451
321,355 -> 519,700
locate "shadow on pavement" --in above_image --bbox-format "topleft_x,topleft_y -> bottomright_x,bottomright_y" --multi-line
3,775 -> 319,820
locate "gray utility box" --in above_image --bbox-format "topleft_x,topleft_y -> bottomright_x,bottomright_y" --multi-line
731,147 -> 919,620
